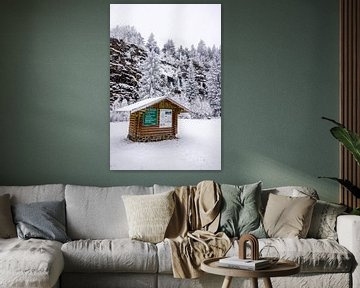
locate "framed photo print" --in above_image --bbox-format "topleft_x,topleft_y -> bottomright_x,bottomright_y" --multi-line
110,4 -> 221,170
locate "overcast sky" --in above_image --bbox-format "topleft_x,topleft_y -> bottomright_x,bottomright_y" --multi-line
110,4 -> 221,49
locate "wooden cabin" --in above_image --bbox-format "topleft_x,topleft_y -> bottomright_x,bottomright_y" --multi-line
117,96 -> 189,142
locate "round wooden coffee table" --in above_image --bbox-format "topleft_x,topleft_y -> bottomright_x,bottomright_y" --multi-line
201,257 -> 300,288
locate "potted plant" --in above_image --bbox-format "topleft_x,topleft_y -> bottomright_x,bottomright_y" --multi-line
320,117 -> 360,215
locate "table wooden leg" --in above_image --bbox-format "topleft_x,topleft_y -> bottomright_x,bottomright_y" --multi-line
222,276 -> 233,288
251,278 -> 258,288
263,277 -> 273,288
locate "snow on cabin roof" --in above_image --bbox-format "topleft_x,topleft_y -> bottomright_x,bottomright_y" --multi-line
116,96 -> 189,113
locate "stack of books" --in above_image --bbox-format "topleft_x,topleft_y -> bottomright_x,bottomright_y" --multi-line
218,257 -> 271,270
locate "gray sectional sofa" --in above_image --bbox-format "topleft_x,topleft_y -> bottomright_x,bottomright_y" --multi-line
0,183 -> 359,288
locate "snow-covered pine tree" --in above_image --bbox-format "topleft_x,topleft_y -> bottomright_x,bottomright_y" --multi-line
185,60 -> 212,119
192,97 -> 213,119
175,46 -> 188,92
162,84 -> 172,98
171,93 -> 190,115
162,39 -> 177,66
110,25 -> 122,40
189,45 -> 197,60
207,46 -> 214,61
177,45 -> 184,61
177,45 -> 190,65
138,49 -> 163,99
185,61 -> 198,104
184,47 -> 190,60
197,40 -> 208,64
162,39 -> 176,58
110,98 -> 120,122
146,33 -> 160,54
119,98 -> 130,121
206,48 -> 221,117
110,97 -> 130,122
110,25 -> 144,47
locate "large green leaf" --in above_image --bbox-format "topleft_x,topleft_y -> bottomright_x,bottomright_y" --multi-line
318,177 -> 360,198
322,117 -> 360,165
330,127 -> 360,165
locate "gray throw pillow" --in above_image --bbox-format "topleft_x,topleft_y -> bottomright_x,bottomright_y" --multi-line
0,194 -> 17,238
12,200 -> 70,243
307,200 -> 347,240
218,182 -> 266,238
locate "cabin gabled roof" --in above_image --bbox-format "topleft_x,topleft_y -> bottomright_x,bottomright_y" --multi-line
116,96 -> 189,113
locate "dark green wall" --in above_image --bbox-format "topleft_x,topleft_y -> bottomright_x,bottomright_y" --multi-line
0,0 -> 340,202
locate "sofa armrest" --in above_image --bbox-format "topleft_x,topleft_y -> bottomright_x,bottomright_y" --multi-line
337,215 -> 360,288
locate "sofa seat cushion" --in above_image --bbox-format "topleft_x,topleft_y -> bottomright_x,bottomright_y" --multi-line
156,240 -> 173,274
230,238 -> 353,273
260,238 -> 353,272
0,238 -> 64,288
62,239 -> 158,273
157,238 -> 353,274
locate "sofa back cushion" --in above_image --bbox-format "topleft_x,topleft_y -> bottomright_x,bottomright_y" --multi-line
65,185 -> 154,239
0,184 -> 65,204
153,184 -> 176,194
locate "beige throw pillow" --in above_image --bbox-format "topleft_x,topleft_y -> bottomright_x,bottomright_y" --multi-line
122,191 -> 175,243
0,194 -> 17,238
263,193 -> 316,238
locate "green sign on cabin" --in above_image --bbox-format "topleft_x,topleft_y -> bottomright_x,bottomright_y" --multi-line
143,108 -> 158,126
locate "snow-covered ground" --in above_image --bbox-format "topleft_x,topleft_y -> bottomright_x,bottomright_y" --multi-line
110,119 -> 221,170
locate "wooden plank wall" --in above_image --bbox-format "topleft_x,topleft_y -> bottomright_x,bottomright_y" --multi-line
340,0 -> 360,207
128,113 -> 138,139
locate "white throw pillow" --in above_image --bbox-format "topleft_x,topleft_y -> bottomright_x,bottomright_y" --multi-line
122,191 -> 175,243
